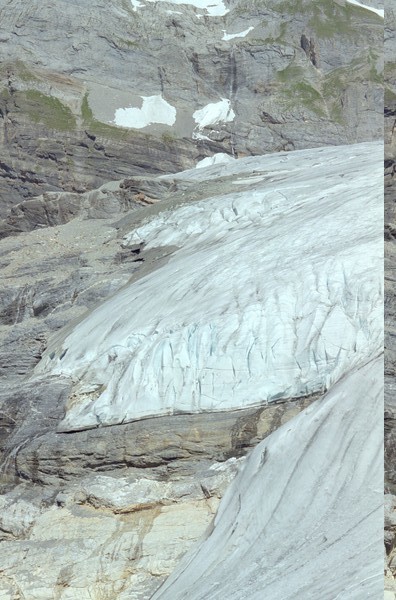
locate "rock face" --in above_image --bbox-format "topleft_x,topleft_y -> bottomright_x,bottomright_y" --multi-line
385,4 -> 396,592
0,0 -> 383,212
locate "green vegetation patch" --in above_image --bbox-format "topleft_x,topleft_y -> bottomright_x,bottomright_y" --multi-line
281,81 -> 326,117
22,90 -> 76,131
275,59 -> 326,117
277,64 -> 305,83
81,93 -> 131,140
274,0 -> 380,38
310,1 -> 381,38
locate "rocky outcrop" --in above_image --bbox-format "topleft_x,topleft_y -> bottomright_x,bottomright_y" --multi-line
385,3 -> 396,589
0,0 -> 383,211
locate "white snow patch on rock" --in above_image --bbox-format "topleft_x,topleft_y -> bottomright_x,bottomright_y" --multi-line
222,26 -> 254,41
113,95 -> 176,129
196,153 -> 235,169
131,0 -> 145,10
193,98 -> 235,129
345,0 -> 384,17
152,356 -> 383,600
35,143 -> 383,431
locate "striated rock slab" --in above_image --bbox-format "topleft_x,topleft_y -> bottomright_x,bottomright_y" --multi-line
11,396 -> 315,485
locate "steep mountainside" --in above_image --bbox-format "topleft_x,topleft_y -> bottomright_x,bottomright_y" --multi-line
0,0 -> 383,214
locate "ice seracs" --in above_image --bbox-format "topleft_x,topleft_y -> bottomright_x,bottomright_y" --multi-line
34,142 -> 383,431
152,356 -> 383,600
113,95 -> 176,129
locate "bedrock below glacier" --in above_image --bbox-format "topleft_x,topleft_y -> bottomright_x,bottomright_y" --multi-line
33,141 -> 383,431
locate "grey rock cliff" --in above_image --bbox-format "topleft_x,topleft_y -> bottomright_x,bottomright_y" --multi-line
0,0 -> 383,213
385,3 -> 396,596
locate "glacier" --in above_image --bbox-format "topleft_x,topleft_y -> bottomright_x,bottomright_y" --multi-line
34,142 -> 383,431
152,355 -> 383,600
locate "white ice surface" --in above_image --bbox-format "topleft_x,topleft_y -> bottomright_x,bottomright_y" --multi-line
345,0 -> 384,17
222,26 -> 254,41
35,142 -> 383,431
131,0 -> 229,16
113,95 -> 176,129
153,356 -> 383,600
193,98 -> 235,129
195,153 -> 235,169
130,0 -> 145,10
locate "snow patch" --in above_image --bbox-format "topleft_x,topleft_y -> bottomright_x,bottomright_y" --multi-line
113,95 -> 176,129
222,26 -> 254,41
193,99 -> 235,129
345,0 -> 384,17
196,153 -> 235,169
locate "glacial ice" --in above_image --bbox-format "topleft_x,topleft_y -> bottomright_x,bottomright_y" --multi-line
152,355 -> 383,600
35,142 -> 383,431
